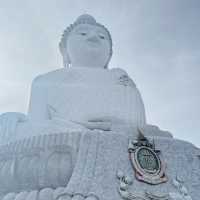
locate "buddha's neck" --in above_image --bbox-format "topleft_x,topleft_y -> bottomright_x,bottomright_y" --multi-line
70,63 -> 105,69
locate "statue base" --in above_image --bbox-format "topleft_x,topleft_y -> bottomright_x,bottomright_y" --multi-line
0,129 -> 199,200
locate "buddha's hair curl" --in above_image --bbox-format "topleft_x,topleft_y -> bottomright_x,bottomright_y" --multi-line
59,14 -> 113,68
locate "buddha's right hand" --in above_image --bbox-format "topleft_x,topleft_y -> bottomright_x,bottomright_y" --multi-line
0,112 -> 27,141
71,118 -> 112,131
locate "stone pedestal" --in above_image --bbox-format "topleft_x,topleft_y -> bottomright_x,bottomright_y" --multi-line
1,129 -> 198,200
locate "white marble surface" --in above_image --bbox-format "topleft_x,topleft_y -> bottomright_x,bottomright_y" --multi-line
59,130 -> 199,200
0,14 -> 199,200
29,67 -> 145,127
0,128 -> 199,200
0,67 -> 146,145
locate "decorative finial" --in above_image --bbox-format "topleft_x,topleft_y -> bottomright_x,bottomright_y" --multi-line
75,14 -> 97,25
137,128 -> 147,141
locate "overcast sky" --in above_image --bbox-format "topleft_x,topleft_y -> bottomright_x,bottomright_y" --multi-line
0,0 -> 199,146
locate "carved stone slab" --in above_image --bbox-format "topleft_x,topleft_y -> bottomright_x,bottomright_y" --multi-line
128,131 -> 167,185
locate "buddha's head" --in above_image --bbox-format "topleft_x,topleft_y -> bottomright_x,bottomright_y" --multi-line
59,14 -> 113,69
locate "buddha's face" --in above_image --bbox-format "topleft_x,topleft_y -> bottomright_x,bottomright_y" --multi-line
66,24 -> 111,68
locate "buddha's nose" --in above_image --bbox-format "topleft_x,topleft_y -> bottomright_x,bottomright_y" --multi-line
87,35 -> 99,43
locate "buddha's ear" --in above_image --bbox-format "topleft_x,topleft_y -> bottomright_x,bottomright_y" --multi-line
104,59 -> 110,69
59,41 -> 70,68
62,49 -> 71,68
104,51 -> 112,69
104,64 -> 108,69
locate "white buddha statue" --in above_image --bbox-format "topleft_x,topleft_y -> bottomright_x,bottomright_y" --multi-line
0,14 -> 146,144
0,15 -> 198,200
0,14 -> 147,195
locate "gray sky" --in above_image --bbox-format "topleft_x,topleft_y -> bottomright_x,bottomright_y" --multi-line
0,0 -> 199,146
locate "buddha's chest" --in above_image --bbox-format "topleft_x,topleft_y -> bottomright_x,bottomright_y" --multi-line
46,83 -> 132,122
51,68 -> 118,86
45,68 -> 140,124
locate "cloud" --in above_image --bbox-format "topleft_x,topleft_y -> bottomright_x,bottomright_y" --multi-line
0,81 -> 30,114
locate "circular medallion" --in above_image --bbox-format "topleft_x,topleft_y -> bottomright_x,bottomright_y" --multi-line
135,147 -> 161,175
128,136 -> 168,185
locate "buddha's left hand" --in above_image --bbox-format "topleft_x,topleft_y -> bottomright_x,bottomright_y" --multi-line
71,116 -> 127,132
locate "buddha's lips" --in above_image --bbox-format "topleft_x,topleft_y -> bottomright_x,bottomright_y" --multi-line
87,36 -> 99,40
86,38 -> 100,44
86,42 -> 101,49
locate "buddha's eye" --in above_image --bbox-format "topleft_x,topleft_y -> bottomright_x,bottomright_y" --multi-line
99,35 -> 105,39
80,32 -> 87,36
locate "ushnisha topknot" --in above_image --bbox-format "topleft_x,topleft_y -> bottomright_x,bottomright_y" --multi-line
59,14 -> 113,68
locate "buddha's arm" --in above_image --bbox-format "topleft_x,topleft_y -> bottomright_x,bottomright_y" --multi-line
27,75 -> 87,130
0,76 -> 49,144
111,68 -> 146,126
28,75 -> 50,121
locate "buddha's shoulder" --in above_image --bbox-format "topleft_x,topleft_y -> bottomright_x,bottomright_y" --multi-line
31,67 -> 134,86
32,68 -> 69,84
109,67 -> 136,87
109,67 -> 128,76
